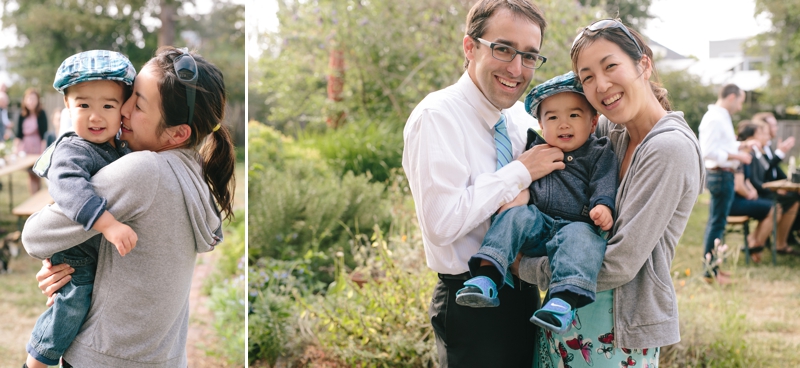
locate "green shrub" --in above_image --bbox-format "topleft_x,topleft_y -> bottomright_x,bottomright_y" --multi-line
248,122 -> 392,279
248,258 -> 317,366
203,208 -> 246,364
302,227 -> 438,367
299,120 -> 404,183
208,275 -> 246,364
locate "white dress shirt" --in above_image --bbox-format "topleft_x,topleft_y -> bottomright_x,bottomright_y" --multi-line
402,72 -> 535,275
698,104 -> 739,169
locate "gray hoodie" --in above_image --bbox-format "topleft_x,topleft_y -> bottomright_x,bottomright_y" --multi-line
23,149 -> 222,368
520,112 -> 704,349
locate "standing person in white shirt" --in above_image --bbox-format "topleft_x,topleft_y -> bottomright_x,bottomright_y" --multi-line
402,0 -> 564,366
698,84 -> 753,280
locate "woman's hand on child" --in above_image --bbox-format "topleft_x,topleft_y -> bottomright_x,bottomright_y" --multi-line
36,259 -> 73,307
590,205 -> 613,231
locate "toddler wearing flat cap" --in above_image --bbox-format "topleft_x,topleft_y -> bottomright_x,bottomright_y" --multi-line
24,50 -> 137,368
455,71 -> 619,336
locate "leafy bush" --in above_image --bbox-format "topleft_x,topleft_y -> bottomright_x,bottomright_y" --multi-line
208,275 -> 246,364
299,119 -> 404,183
248,258 -> 312,366
204,208 -> 246,364
302,227 -> 438,367
248,122 -> 392,275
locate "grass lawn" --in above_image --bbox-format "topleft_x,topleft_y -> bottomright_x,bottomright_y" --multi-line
666,191 -> 800,366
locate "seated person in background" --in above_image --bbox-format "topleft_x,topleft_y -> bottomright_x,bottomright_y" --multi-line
742,119 -> 800,255
729,121 -> 773,262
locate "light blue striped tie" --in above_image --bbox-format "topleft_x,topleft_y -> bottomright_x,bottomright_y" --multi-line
494,114 -> 512,170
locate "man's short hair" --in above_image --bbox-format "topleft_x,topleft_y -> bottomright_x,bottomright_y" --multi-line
719,84 -> 742,99
752,112 -> 776,125
463,0 -> 547,69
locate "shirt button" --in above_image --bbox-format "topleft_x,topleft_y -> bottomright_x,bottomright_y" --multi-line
567,156 -> 573,162
518,184 -> 524,189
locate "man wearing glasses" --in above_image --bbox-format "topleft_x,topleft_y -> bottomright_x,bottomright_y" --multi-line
402,0 -> 565,366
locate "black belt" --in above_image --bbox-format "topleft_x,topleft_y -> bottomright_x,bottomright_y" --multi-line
437,272 -> 534,289
708,167 -> 735,173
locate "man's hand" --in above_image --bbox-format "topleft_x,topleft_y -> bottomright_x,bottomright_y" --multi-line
36,259 -> 73,307
778,137 -> 796,155
589,205 -> 613,231
498,190 -> 530,214
517,144 -> 565,182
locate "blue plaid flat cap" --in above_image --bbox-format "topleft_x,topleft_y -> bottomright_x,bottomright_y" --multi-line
524,71 -> 584,120
53,50 -> 136,93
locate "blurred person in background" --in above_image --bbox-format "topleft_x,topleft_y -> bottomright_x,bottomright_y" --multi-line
44,108 -> 61,148
741,118 -> 800,255
698,84 -> 753,280
729,121 -> 775,262
14,88 -> 48,194
0,90 -> 11,140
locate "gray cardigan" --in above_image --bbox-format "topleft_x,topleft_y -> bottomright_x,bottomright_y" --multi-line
519,112 -> 704,348
23,149 -> 223,368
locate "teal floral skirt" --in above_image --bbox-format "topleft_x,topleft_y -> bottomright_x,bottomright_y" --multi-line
536,289 -> 660,368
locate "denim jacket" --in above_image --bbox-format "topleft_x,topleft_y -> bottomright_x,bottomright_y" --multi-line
33,132 -> 131,230
525,129 -> 617,223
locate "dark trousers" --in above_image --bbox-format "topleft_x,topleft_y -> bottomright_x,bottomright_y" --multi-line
703,170 -> 734,275
430,273 -> 539,368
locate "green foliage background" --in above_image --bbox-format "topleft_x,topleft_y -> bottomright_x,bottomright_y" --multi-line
0,0 -> 244,102
752,0 -> 800,109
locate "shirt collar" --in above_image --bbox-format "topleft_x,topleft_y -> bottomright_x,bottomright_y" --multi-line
456,71 -> 504,130
707,104 -> 732,120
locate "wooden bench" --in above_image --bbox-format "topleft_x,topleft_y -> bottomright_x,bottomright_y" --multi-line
12,189 -> 54,231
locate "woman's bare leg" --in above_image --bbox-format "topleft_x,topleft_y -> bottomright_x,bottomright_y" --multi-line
777,202 -> 800,250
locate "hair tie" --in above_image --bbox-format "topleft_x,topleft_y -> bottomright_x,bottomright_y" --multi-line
212,123 -> 221,132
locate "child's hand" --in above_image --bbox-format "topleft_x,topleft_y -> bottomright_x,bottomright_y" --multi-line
498,189 -> 530,214
590,205 -> 613,231
93,210 -> 138,256
102,221 -> 138,256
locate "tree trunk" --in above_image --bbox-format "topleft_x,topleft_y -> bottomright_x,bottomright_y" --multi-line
326,48 -> 345,128
159,0 -> 176,47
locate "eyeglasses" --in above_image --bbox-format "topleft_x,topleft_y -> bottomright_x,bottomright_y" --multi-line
173,47 -> 198,125
571,19 -> 643,56
474,38 -> 547,69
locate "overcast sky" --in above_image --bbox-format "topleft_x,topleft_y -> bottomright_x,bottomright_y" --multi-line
642,0 -> 771,59
246,0 -> 772,60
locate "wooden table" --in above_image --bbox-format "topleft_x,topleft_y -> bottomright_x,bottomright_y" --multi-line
0,154 -> 40,213
762,179 -> 800,265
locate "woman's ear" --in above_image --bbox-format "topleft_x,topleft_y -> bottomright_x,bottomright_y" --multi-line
165,124 -> 192,146
639,55 -> 653,80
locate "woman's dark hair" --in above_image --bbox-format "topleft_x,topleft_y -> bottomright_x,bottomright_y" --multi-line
148,46 -> 236,221
737,119 -> 768,141
570,20 -> 671,111
20,88 -> 42,118
463,0 -> 547,69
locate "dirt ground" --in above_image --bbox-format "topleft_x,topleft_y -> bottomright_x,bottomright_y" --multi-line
0,248 -> 235,368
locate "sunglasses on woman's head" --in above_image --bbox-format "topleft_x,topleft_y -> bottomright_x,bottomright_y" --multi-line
571,19 -> 644,56
173,48 -> 198,125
